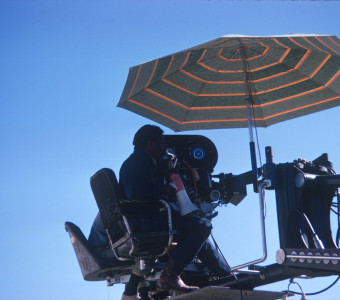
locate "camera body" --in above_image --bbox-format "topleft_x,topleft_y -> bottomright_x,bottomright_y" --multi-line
164,135 -> 247,210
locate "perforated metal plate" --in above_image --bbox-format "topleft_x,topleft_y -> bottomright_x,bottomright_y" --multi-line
172,286 -> 289,300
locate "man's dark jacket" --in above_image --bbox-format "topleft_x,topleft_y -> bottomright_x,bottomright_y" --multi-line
119,147 -> 167,201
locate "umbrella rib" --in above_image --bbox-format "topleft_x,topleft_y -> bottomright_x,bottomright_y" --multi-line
328,36 -> 340,50
303,36 -> 335,54
327,69 -> 340,86
145,60 -> 159,87
316,36 -> 340,55
162,55 -> 175,78
289,35 -> 340,56
155,51 -> 192,81
128,65 -> 143,99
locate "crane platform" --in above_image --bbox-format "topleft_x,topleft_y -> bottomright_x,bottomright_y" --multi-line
171,286 -> 291,300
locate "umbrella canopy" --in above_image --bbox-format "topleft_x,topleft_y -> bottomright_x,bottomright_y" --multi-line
118,35 -> 340,132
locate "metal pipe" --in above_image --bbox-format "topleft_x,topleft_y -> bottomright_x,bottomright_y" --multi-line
250,141 -> 259,193
315,174 -> 340,187
246,101 -> 254,143
286,254 -> 340,261
237,269 -> 260,275
231,181 -> 268,272
239,43 -> 254,144
239,42 -> 258,193
295,173 -> 340,188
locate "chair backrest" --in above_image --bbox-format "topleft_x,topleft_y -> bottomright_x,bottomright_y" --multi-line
90,168 -> 174,260
90,168 -> 121,229
65,221 -> 132,281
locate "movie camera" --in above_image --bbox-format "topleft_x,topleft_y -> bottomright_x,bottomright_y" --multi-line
163,135 -> 247,218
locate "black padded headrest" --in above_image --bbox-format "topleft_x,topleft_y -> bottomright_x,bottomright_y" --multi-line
90,168 -> 121,229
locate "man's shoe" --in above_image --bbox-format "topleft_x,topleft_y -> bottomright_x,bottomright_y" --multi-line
158,257 -> 198,293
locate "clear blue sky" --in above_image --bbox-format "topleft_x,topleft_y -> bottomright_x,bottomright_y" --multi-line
1,1 -> 340,299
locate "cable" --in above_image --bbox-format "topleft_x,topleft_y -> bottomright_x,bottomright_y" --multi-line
286,278 -> 305,297
210,232 -> 237,281
337,191 -> 340,247
330,191 -> 340,247
289,209 -> 325,249
283,276 -> 340,296
331,207 -> 339,215
209,232 -> 243,299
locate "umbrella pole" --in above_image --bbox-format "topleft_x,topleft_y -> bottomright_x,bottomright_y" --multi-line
240,43 -> 258,193
247,102 -> 259,193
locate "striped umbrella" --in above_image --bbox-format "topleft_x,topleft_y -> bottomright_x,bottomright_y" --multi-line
118,35 -> 340,188
118,34 -> 340,131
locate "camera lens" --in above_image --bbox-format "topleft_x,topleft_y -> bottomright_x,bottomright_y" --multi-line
192,147 -> 205,160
